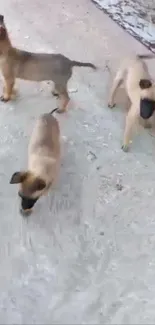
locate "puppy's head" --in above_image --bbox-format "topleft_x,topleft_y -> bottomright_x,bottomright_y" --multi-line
0,15 -> 7,41
10,171 -> 46,216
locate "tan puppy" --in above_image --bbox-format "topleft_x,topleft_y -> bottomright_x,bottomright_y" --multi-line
0,15 -> 96,113
10,108 -> 60,216
108,54 -> 155,151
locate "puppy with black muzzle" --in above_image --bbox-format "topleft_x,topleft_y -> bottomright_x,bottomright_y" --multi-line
10,108 -> 60,216
108,54 -> 155,152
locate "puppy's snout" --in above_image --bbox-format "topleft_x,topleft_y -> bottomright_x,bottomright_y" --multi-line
19,194 -> 38,213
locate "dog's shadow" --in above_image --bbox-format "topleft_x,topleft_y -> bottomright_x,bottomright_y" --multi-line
27,139 -> 83,235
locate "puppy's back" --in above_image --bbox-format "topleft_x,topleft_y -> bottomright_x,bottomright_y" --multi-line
29,113 -> 60,159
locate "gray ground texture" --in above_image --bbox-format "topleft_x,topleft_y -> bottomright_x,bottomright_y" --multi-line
1,0 -> 155,324
92,0 -> 155,52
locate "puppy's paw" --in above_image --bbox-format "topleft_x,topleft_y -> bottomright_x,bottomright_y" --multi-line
56,107 -> 66,114
0,95 -> 10,102
121,144 -> 129,152
108,102 -> 116,109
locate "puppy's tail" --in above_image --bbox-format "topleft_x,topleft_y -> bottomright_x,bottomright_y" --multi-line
137,54 -> 155,60
50,108 -> 59,115
71,60 -> 97,70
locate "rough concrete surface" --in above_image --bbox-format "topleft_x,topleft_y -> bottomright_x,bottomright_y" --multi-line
1,0 -> 155,324
92,0 -> 155,52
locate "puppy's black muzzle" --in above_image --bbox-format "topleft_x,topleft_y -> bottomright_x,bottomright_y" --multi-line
18,192 -> 39,215
140,98 -> 155,119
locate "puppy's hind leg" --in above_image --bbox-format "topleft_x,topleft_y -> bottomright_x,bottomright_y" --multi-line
52,83 -> 59,98
55,84 -> 70,114
122,105 -> 139,152
108,69 -> 125,108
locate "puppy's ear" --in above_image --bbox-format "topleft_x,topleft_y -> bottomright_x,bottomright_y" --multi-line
0,15 -> 4,23
0,27 -> 6,41
139,79 -> 152,89
31,177 -> 46,192
10,172 -> 28,184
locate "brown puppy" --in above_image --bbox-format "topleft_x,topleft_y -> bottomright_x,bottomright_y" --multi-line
108,54 -> 155,152
10,108 -> 60,216
0,15 -> 96,113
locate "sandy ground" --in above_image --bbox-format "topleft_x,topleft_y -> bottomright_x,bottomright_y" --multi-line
1,0 -> 155,324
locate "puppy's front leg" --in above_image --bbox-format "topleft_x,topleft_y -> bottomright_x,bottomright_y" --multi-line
140,118 -> 152,129
122,106 -> 139,152
1,77 -> 15,102
1,63 -> 15,102
108,71 -> 123,108
52,83 -> 59,98
56,84 -> 70,113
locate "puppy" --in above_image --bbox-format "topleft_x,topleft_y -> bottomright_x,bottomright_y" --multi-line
10,108 -> 60,216
108,54 -> 155,151
0,15 -> 96,113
